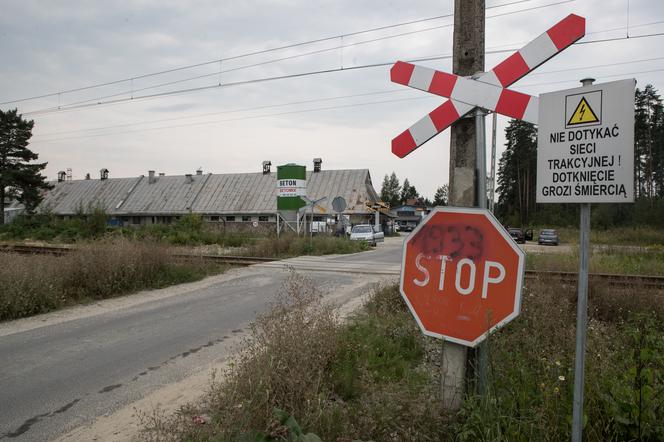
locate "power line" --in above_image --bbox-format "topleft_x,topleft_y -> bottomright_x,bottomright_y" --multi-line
21,0 -> 575,115
23,28 -> 664,117
32,62 -> 664,144
0,0 -> 535,106
35,55 -> 664,138
36,90 -> 412,136
527,55 -> 664,76
519,67 -> 664,88
32,95 -> 438,144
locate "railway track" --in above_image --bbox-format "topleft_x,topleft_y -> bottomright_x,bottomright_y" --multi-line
0,244 -> 274,266
524,270 -> 664,289
2,244 -> 663,289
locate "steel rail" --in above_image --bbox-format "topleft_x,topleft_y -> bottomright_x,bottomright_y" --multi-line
1,244 -> 663,288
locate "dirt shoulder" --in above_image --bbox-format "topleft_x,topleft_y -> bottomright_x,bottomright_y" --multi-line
53,271 -> 393,442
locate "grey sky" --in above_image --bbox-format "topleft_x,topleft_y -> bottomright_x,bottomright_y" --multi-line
1,0 -> 663,199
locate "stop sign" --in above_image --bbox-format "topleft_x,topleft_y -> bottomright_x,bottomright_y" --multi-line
400,207 -> 525,347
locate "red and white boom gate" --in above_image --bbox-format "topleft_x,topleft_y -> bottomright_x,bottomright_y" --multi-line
390,13 -> 586,158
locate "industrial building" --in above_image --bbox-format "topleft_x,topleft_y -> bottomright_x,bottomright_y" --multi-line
38,160 -> 385,231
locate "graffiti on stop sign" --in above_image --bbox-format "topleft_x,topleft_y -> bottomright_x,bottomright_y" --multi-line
409,223 -> 485,259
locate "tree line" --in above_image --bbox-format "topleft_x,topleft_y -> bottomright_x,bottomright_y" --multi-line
496,84 -> 664,228
379,172 -> 448,208
0,109 -> 51,224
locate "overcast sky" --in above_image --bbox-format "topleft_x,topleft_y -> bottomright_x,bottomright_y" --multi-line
1,0 -> 663,199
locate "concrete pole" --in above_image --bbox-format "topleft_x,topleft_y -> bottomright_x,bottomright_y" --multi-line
449,0 -> 485,207
572,77 -> 594,442
490,112 -> 498,212
475,107 -> 487,209
442,0 -> 485,411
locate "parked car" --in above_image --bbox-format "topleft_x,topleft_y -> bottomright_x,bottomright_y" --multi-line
538,228 -> 559,245
400,222 -> 416,232
350,224 -> 384,246
508,227 -> 533,244
508,228 -> 525,244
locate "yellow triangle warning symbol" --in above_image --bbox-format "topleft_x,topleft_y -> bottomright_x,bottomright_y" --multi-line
567,97 -> 599,125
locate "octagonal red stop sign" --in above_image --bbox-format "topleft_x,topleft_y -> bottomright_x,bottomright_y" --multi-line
400,207 -> 525,347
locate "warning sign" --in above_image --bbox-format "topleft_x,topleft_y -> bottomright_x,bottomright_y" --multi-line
565,90 -> 602,128
537,79 -> 635,204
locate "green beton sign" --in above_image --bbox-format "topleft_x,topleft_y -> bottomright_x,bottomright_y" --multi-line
277,164 -> 307,211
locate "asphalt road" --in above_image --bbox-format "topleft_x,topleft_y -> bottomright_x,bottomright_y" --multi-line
0,237 -> 404,442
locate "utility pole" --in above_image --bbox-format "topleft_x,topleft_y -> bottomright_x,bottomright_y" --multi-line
449,0 -> 485,207
442,0 -> 485,411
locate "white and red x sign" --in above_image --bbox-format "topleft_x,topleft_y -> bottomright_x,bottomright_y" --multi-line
391,14 -> 585,158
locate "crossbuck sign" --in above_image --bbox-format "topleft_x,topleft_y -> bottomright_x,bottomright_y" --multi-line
390,14 -> 586,157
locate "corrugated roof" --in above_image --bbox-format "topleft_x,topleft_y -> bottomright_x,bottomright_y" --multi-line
38,169 -> 379,216
39,177 -> 141,215
116,174 -> 209,215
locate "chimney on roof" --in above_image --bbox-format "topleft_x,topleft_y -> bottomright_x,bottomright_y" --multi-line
57,171 -> 66,182
185,173 -> 194,183
100,168 -> 109,180
85,173 -> 91,180
196,168 -> 203,176
262,160 -> 271,174
313,158 -> 322,172
158,172 -> 165,176
148,170 -> 156,184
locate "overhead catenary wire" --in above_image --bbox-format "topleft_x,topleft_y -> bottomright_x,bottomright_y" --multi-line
19,0 -> 576,115
0,0 -> 536,107
32,62 -> 664,144
35,55 -> 664,138
32,95 -> 438,144
22,28 -> 664,117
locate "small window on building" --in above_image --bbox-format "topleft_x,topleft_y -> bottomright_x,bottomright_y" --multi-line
313,216 -> 323,221
226,216 -> 235,222
258,216 -> 269,222
210,216 -> 219,221
132,216 -> 141,225
242,215 -> 251,222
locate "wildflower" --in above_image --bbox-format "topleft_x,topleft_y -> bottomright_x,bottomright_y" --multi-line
558,375 -> 565,381
554,387 -> 560,394
555,360 -> 561,366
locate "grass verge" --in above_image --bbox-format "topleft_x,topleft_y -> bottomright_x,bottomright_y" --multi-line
142,273 -> 664,441
535,226 -> 664,247
0,240 -> 228,322
527,246 -> 664,275
247,234 -> 371,258
0,213 -> 371,257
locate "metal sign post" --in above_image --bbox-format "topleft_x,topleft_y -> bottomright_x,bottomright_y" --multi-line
536,76 -> 635,442
572,77 -> 593,442
302,196 -> 326,244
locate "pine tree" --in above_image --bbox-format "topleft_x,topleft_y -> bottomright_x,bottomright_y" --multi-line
380,172 -> 401,207
634,85 -> 664,199
400,178 -> 419,204
0,109 -> 52,223
496,119 -> 537,225
433,185 -> 448,206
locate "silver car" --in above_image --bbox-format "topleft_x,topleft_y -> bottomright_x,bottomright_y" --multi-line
538,229 -> 559,245
350,224 -> 384,246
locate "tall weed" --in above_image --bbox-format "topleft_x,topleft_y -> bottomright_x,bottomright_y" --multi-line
0,240 -> 226,321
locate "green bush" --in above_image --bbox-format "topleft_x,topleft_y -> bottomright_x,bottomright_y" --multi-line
454,277 -> 664,441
